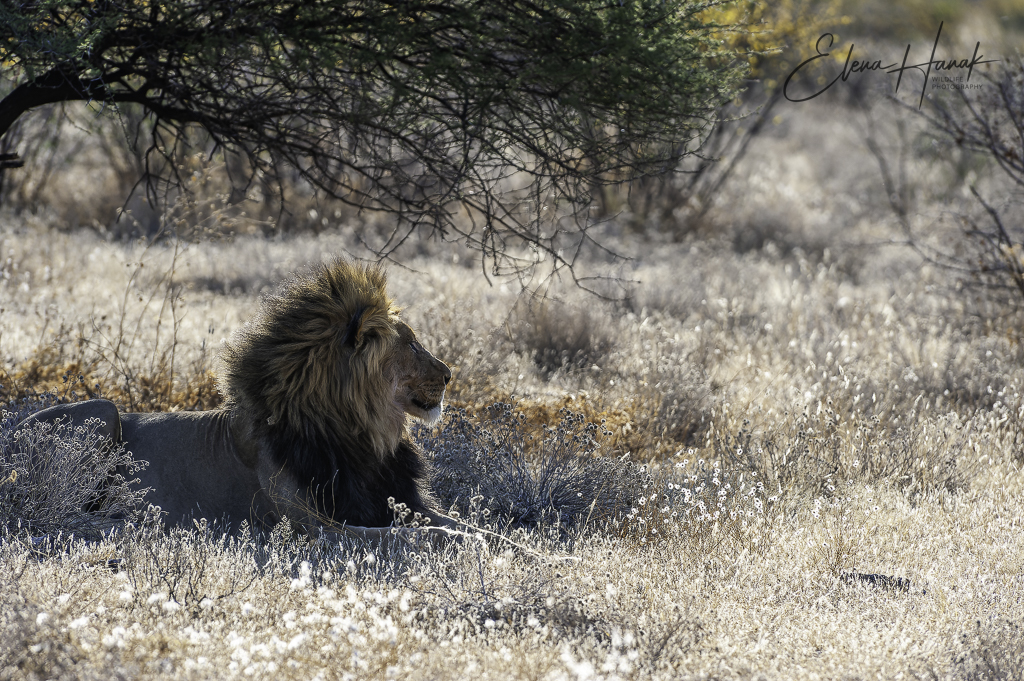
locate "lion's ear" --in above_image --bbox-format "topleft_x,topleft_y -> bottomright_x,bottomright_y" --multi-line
341,306 -> 368,348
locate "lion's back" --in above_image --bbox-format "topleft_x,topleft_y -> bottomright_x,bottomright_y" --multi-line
120,411 -> 272,530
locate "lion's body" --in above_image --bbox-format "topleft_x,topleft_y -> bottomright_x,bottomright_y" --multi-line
17,261 -> 452,535
120,408 -> 272,528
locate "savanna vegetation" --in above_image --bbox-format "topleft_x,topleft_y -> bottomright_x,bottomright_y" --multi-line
3,1 -> 1024,679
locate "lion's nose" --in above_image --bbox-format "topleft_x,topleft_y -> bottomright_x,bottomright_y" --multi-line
441,363 -> 452,385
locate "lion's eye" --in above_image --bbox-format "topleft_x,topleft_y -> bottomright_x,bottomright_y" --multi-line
410,342 -> 421,353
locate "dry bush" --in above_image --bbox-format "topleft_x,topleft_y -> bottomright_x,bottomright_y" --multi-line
407,541 -> 614,643
1,349 -> 221,416
615,455 -> 777,565
955,619 -> 1024,681
418,404 -> 646,537
119,512 -> 258,614
0,210 -> 225,413
481,385 -> 710,462
509,298 -> 616,378
0,390 -> 62,427
0,409 -> 145,539
712,400 -> 981,502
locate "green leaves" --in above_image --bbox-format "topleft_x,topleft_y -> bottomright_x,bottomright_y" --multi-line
0,0 -> 748,280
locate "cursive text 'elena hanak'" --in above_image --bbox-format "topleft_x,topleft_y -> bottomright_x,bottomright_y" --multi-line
784,23 -> 998,107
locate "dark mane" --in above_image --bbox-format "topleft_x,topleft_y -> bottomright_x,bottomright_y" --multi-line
218,259 -> 435,525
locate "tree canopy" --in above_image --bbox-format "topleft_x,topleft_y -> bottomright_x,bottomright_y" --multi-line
0,0 -> 746,283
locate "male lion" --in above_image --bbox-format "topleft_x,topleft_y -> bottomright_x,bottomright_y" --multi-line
17,260 -> 455,542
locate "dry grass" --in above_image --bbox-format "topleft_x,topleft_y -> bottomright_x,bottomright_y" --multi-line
2,230 -> 1022,679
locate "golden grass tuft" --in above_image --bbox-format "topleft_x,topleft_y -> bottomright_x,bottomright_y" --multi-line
1,351 -> 222,413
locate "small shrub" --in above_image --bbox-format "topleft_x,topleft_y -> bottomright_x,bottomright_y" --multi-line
121,512 -> 258,612
0,410 -> 145,538
716,400 -> 980,501
512,300 -> 614,377
417,403 -> 645,536
955,619 -> 1024,681
620,456 -> 775,561
921,55 -> 1024,314
0,392 -> 62,427
809,494 -> 860,577
410,547 -> 609,641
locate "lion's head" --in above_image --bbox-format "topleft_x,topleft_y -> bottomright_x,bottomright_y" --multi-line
391,320 -> 451,425
219,260 -> 450,463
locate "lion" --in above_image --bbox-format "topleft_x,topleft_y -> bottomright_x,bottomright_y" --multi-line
16,260 -> 456,543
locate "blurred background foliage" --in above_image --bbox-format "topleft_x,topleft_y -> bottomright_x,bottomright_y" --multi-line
1,0 -> 1021,244
710,0 -> 851,89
